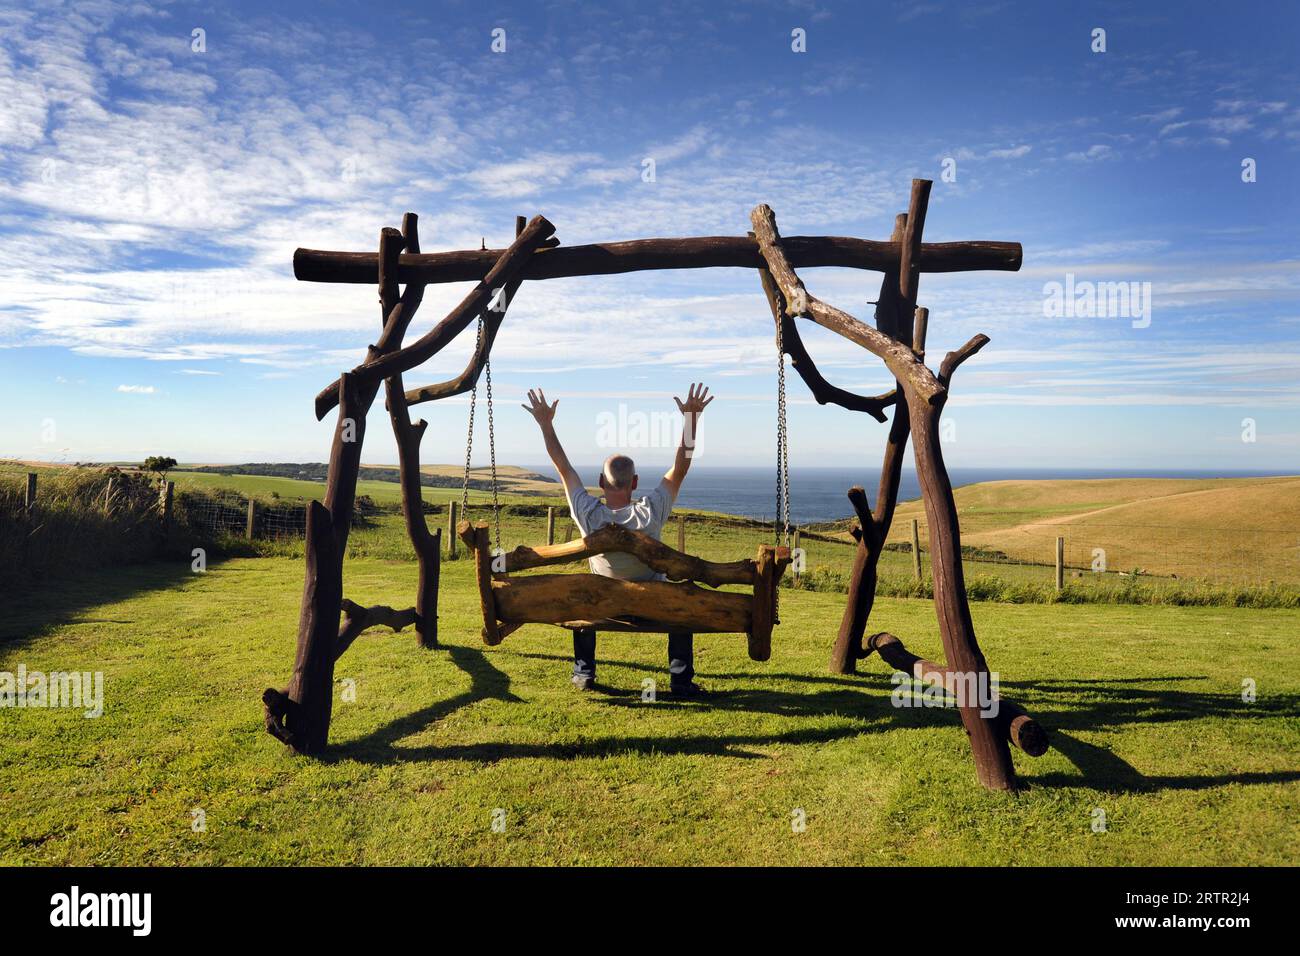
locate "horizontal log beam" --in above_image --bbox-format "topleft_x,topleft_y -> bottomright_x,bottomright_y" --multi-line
500,524 -> 756,587
492,574 -> 752,634
295,235 -> 1022,285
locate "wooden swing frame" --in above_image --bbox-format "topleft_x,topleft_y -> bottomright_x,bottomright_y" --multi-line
263,178 -> 1048,792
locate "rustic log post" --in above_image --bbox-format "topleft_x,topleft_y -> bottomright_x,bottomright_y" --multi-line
1055,536 -> 1065,591
24,472 -> 36,511
267,230 -> 428,749
380,214 -> 442,650
748,545 -> 778,662
677,514 -> 686,553
103,476 -> 113,514
448,500 -> 459,557
546,506 -> 555,545
264,500 -> 342,753
753,199 -> 1019,791
904,350 -> 1017,790
828,196 -> 926,673
911,518 -> 922,580
246,498 -> 257,540
462,521 -> 504,645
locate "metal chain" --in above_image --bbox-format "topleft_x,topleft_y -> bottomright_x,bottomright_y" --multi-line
775,316 -> 791,549
484,344 -> 501,552
461,317 -> 483,512
462,315 -> 502,551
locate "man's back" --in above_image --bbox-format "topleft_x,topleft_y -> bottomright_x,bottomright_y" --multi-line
566,481 -> 673,581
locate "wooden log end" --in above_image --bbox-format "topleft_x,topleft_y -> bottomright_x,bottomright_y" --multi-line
1006,710 -> 1049,757
1012,719 -> 1048,757
262,688 -> 299,747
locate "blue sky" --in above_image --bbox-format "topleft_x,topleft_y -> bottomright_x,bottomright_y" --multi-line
2,0 -> 1298,473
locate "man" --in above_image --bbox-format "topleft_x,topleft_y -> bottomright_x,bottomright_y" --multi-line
521,383 -> 714,697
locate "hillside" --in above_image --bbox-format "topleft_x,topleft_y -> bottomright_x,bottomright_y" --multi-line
880,476 -> 1300,583
190,462 -> 558,495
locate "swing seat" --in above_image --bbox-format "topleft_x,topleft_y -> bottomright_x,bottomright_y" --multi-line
457,521 -> 791,661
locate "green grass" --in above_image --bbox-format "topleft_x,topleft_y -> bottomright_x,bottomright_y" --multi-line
2,550 -> 1297,865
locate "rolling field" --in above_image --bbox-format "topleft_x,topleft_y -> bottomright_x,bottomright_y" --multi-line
167,465 -> 561,507
870,475 -> 1300,585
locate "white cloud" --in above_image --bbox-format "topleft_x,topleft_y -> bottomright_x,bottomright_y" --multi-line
1065,144 -> 1115,162
116,384 -> 155,393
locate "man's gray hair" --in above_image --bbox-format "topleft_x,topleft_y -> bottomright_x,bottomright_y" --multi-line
602,454 -> 636,490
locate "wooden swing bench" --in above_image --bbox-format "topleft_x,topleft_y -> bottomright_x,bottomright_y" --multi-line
458,520 -> 791,661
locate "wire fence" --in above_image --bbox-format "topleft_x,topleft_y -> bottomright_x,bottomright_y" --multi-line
873,517 -> 1300,587
178,491 -> 391,541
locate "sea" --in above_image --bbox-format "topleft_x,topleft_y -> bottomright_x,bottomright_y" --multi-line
538,466 -> 1297,525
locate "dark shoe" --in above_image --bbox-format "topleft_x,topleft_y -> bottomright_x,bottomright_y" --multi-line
571,675 -> 596,691
669,682 -> 707,699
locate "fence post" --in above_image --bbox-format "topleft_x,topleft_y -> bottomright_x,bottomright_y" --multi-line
160,480 -> 174,530
546,506 -> 555,545
792,527 -> 802,581
246,498 -> 257,540
448,500 -> 459,558
1055,536 -> 1064,591
24,472 -> 36,511
104,477 -> 114,514
677,514 -> 686,552
911,518 -> 922,580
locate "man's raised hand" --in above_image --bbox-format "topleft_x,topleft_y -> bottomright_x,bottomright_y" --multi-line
521,388 -> 559,426
674,382 -> 714,417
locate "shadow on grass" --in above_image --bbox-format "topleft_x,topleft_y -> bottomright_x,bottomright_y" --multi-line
326,644 -> 525,764
328,642 -> 948,765
510,650 -> 873,689
0,556 -> 244,649
314,640 -> 1300,795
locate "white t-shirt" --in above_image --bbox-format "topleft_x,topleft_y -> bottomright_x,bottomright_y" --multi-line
566,480 -> 674,581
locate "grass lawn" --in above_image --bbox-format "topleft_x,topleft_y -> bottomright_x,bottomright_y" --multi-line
2,549 -> 1297,865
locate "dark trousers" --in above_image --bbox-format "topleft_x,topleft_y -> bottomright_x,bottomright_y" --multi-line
572,628 -> 695,690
